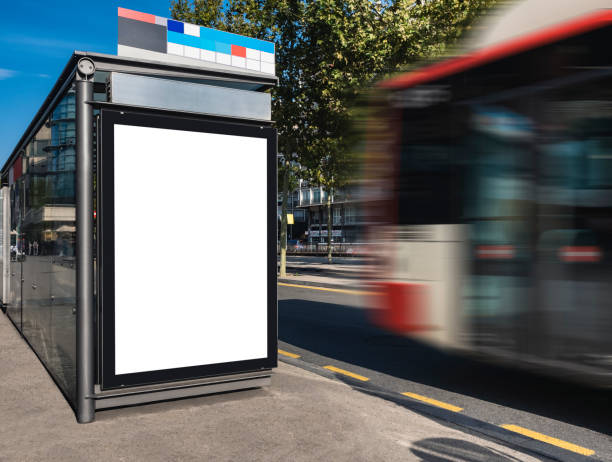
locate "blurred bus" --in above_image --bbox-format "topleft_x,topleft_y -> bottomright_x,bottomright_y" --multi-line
366,0 -> 612,385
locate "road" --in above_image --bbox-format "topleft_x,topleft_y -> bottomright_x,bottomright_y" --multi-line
278,282 -> 612,461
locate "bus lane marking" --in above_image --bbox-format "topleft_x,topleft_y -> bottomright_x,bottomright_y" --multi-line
277,282 -> 380,296
278,349 -> 300,359
401,392 -> 463,412
501,424 -> 595,456
324,365 -> 370,381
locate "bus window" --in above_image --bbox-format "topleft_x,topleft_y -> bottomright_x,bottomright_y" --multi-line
396,105 -> 465,225
584,137 -> 612,188
463,106 -> 534,251
398,144 -> 455,225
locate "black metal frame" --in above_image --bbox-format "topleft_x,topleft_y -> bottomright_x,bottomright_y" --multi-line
98,108 -> 277,390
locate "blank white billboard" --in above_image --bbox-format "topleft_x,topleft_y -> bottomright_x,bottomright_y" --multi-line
113,124 -> 268,375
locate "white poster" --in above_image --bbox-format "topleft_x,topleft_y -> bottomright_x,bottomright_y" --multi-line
113,124 -> 268,375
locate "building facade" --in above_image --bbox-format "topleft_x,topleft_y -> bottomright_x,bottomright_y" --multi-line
296,181 -> 364,244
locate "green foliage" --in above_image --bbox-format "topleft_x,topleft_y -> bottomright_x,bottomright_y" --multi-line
171,0 -> 226,28
170,0 -> 497,191
383,0 -> 499,68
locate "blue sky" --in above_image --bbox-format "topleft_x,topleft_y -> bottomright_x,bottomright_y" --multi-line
0,0 -> 171,165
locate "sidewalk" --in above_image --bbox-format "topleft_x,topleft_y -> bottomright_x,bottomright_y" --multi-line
278,255 -> 376,288
0,312 -> 544,462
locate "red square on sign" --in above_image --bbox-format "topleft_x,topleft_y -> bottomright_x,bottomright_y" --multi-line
118,7 -> 156,24
231,45 -> 246,58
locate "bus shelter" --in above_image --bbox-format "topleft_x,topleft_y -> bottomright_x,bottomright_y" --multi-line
0,36 -> 278,422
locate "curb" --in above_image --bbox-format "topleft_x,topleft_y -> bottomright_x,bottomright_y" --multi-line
278,355 -> 600,462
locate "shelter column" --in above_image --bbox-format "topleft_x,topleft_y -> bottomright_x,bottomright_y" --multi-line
75,58 -> 95,423
2,185 -> 9,309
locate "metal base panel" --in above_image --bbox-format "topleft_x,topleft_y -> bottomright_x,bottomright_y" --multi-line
93,371 -> 272,410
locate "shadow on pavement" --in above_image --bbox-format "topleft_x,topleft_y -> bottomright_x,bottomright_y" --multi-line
279,299 -> 612,437
410,438 -> 525,462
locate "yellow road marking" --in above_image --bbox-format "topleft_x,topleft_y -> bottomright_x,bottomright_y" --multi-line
324,365 -> 370,381
501,425 -> 595,456
278,349 -> 300,359
401,392 -> 463,412
277,282 -> 379,296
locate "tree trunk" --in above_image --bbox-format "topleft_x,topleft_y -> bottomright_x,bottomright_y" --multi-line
318,207 -> 322,252
327,189 -> 332,264
279,160 -> 289,278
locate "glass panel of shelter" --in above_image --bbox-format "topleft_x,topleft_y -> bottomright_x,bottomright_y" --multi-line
6,86 -> 78,404
7,174 -> 23,327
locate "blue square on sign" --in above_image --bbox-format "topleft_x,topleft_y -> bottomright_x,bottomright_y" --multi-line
167,20 -> 184,34
214,41 -> 231,54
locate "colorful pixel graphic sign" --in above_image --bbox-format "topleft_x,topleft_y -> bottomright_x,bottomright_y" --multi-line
117,7 -> 275,75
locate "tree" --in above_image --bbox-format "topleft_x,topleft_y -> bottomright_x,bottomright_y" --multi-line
289,0 -> 497,263
172,0 -> 308,276
171,0 -> 498,267
381,0 -> 499,68
297,0 -> 390,263
278,159 -> 300,277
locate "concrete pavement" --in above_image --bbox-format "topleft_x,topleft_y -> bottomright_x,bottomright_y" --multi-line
0,309 -> 547,462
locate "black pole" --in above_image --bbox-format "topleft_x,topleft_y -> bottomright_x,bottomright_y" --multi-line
75,58 -> 95,423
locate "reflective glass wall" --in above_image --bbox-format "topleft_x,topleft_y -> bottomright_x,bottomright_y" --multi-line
6,86 -> 77,405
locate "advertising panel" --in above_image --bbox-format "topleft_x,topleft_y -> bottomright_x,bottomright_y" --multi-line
99,109 -> 277,389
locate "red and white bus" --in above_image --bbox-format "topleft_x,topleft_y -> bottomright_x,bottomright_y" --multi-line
365,0 -> 612,384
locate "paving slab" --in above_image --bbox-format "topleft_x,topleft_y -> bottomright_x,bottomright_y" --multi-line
0,311 -> 548,461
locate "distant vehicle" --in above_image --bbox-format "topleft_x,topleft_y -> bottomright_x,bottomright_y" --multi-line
287,240 -> 305,252
365,1 -> 612,386
278,239 -> 305,252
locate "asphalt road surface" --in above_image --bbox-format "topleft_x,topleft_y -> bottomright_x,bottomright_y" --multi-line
278,283 -> 612,461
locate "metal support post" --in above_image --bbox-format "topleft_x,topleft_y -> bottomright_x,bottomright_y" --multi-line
75,58 -> 95,423
2,186 -> 9,308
